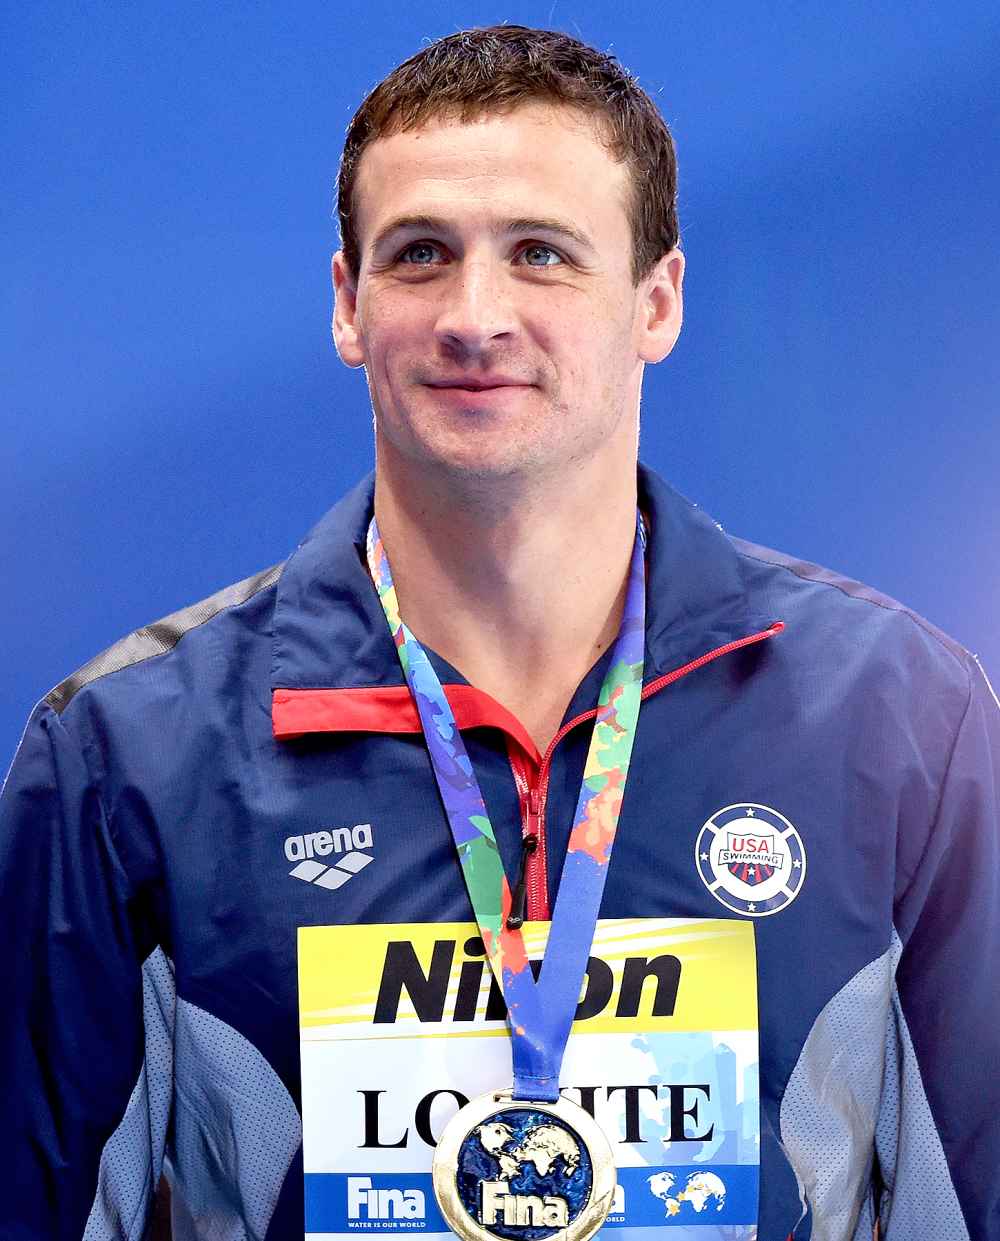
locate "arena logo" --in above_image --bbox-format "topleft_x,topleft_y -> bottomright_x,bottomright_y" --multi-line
285,823 -> 373,861
284,823 -> 374,891
695,803 -> 806,917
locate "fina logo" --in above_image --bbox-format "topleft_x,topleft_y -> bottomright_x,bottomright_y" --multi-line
285,823 -> 374,891
480,1180 -> 568,1229
475,1120 -> 579,1227
347,1175 -> 425,1224
695,803 -> 806,917
456,1110 -> 591,1236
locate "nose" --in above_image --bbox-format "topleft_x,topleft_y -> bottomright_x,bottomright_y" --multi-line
433,254 -> 518,356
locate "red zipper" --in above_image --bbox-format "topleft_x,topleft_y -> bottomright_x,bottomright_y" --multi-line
509,621 -> 785,921
510,760 -> 549,918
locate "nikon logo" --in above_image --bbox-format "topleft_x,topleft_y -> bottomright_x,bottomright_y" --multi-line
373,935 -> 680,1024
480,1181 -> 568,1228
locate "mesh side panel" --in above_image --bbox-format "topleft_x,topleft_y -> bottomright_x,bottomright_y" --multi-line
875,990 -> 969,1240
782,930 -> 971,1241
167,998 -> 301,1241
780,935 -> 900,1241
83,948 -> 176,1240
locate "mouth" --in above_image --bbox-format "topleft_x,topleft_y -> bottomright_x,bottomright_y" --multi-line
425,382 -> 534,405
425,377 -> 534,393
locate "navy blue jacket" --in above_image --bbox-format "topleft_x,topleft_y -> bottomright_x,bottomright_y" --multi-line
2,465 -> 998,1239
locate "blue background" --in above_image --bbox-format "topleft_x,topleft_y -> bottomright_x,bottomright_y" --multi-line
3,2 -> 999,768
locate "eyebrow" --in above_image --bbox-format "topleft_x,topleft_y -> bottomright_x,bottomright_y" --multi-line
369,214 -> 596,257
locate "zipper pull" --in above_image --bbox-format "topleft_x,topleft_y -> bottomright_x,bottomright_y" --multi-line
525,787 -> 541,838
506,832 -> 539,930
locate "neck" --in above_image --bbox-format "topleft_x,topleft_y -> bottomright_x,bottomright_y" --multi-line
373,449 -> 639,753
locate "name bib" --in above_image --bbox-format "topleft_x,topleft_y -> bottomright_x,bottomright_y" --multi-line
298,917 -> 760,1240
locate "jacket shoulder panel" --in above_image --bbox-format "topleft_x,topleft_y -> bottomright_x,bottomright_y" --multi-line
45,562 -> 285,715
729,534 -> 969,671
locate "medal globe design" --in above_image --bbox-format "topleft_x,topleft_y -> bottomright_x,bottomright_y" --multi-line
433,1091 -> 616,1241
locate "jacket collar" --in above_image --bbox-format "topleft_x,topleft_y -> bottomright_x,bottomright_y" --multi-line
271,464 -> 775,732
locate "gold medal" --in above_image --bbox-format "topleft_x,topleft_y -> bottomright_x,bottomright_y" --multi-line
432,1089 -> 616,1241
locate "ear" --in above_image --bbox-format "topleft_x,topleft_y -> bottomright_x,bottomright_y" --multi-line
332,250 -> 365,368
636,248 -> 685,364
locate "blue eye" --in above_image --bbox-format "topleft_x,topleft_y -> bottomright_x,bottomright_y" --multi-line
521,245 -> 562,267
398,242 -> 442,265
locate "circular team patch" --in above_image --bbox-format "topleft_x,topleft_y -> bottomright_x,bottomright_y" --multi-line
695,803 -> 806,917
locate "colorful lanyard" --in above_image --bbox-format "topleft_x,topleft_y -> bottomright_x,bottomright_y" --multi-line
366,514 -> 646,1102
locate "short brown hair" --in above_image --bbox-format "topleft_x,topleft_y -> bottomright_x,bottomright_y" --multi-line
337,24 -> 679,286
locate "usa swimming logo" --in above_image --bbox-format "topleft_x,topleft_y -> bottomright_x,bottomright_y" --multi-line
695,804 -> 806,917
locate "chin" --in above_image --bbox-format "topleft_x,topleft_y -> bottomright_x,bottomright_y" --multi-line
426,450 -> 538,482
376,405 -> 571,485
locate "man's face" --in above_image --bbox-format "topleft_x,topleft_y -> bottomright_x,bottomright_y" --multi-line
333,102 -> 682,486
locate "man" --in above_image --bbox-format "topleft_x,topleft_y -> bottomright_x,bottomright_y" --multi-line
2,23 -> 998,1241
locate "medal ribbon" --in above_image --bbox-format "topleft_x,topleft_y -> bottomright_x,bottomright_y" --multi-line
366,514 -> 646,1102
